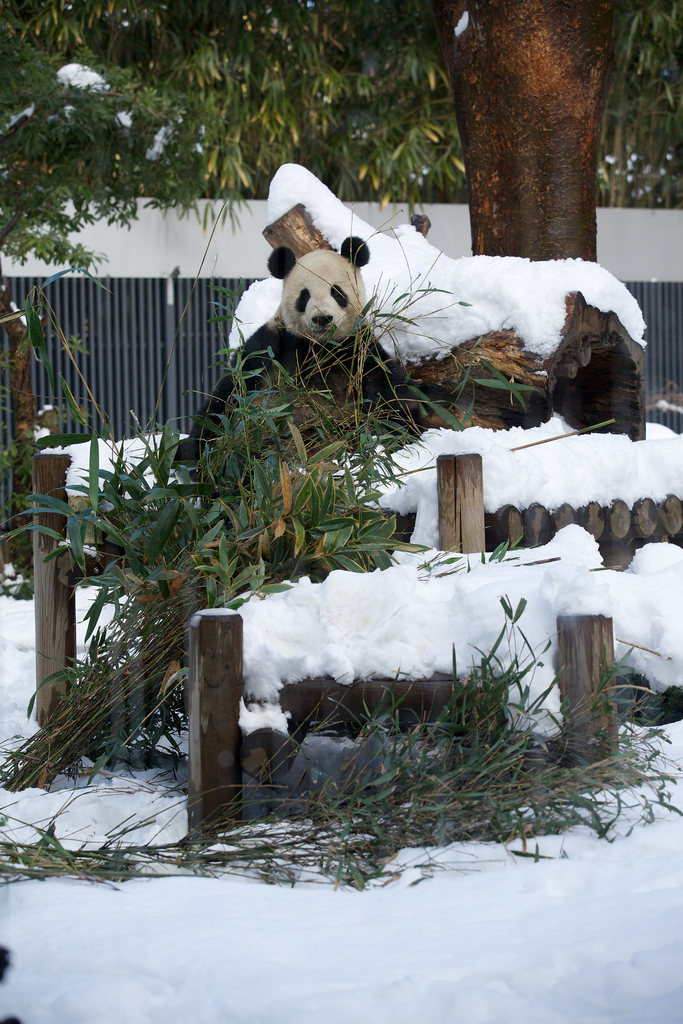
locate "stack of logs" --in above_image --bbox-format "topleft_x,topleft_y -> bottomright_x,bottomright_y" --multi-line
391,452 -> 683,569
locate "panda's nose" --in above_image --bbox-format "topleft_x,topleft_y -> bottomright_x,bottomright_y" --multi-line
312,314 -> 334,327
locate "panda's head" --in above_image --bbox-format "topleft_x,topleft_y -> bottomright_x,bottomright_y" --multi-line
268,236 -> 370,341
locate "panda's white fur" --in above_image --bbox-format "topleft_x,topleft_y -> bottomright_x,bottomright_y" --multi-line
277,248 -> 367,341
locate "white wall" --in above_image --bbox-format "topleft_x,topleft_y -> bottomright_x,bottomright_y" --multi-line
4,199 -> 682,282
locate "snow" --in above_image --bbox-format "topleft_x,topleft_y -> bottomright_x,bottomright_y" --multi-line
5,104 -> 35,130
56,64 -> 109,92
455,10 -> 470,36
228,165 -> 645,359
2,169 -> 683,1023
145,124 -> 174,162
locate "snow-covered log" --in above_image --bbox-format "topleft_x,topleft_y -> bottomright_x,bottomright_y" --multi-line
263,203 -> 645,441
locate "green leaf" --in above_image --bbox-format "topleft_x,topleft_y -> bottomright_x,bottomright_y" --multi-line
146,499 -> 180,562
67,516 -> 85,571
35,433 -> 90,449
59,375 -> 88,426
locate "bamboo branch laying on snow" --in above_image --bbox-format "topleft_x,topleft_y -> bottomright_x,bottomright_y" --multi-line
509,418 -> 616,452
616,637 -> 672,660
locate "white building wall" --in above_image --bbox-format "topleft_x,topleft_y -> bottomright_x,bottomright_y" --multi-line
3,200 -> 682,281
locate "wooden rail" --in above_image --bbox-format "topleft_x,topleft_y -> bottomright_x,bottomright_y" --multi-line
187,609 -> 617,829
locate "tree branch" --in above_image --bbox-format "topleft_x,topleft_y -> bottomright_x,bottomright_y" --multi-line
0,206 -> 24,250
0,107 -> 36,147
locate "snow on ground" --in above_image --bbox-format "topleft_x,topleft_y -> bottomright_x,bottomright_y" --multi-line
228,164 -> 645,359
2,530 -> 683,1022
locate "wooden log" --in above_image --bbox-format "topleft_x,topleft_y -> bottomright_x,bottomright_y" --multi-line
260,206 -> 645,442
578,501 -> 605,541
406,291 -> 645,440
33,453 -> 76,728
557,614 -> 616,758
187,610 -> 243,830
522,503 -> 551,547
240,727 -> 297,784
632,498 -> 660,539
552,503 -> 579,533
411,214 -> 432,237
659,495 -> 683,537
437,453 -> 485,553
599,500 -> 634,569
485,504 -> 524,550
278,674 -> 454,729
605,500 -> 632,541
262,203 -> 333,258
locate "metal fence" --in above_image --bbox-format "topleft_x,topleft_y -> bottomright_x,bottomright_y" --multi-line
2,277 -> 682,519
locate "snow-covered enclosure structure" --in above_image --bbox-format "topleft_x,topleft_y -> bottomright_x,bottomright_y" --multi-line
242,165 -> 646,439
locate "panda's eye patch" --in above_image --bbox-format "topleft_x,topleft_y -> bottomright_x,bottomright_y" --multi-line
331,285 -> 348,308
295,288 -> 310,313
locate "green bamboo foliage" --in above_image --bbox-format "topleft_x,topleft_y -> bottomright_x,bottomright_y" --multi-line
599,0 -> 682,208
11,0 -> 681,208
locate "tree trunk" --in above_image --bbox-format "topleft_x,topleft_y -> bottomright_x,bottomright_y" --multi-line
1,262 -> 36,570
430,0 -> 615,260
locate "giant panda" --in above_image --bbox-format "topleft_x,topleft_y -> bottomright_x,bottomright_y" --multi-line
177,235 -> 417,461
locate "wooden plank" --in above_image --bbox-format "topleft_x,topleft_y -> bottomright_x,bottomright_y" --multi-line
187,610 -> 243,830
277,675 -> 454,728
557,614 -> 616,759
33,453 -> 76,728
455,453 -> 486,553
437,453 -> 485,553
436,454 -> 457,551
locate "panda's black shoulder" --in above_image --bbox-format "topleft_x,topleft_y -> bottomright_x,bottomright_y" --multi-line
241,321 -> 283,367
242,320 -> 309,375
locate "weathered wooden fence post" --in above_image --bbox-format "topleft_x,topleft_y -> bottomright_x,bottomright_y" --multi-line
437,453 -> 486,553
187,610 -> 243,830
557,614 -> 616,758
33,452 -> 76,727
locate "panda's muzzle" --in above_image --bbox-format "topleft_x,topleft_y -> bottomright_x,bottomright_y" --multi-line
311,314 -> 334,329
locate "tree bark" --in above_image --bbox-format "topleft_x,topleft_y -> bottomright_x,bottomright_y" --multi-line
430,0 -> 615,260
1,260 -> 36,569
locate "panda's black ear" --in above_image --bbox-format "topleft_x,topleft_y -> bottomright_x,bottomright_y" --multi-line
340,236 -> 370,268
268,246 -> 297,279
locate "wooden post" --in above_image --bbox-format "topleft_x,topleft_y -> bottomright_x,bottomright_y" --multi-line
437,453 -> 485,553
33,453 -> 76,727
187,610 -> 243,830
557,614 -> 616,759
